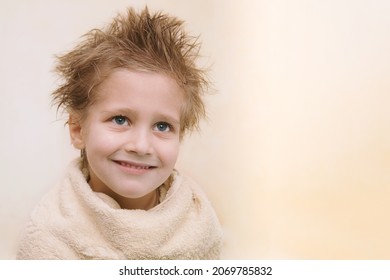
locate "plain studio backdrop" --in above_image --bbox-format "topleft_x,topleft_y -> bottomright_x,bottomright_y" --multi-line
1,0 -> 390,259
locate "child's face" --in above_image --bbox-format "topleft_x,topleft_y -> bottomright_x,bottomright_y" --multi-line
70,69 -> 183,203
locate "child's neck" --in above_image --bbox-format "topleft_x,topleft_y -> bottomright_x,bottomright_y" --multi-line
90,181 -> 159,210
114,189 -> 159,210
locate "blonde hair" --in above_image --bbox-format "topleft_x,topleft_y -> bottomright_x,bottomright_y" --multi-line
52,7 -> 208,135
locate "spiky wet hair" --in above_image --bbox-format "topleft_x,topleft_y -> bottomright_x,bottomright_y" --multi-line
52,7 -> 207,135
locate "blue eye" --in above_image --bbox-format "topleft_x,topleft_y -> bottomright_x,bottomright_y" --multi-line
112,115 -> 128,125
155,122 -> 171,132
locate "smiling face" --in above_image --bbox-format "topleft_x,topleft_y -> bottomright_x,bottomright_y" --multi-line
69,69 -> 183,210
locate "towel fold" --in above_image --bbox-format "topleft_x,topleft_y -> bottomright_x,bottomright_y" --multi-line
17,159 -> 223,259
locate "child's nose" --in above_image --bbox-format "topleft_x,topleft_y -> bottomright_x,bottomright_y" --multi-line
124,127 -> 153,155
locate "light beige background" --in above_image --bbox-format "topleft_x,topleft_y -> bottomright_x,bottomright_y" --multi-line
1,0 -> 390,259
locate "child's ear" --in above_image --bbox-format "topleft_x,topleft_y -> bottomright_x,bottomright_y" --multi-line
68,114 -> 85,150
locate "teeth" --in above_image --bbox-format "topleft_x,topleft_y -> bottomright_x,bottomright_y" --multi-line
119,161 -> 150,169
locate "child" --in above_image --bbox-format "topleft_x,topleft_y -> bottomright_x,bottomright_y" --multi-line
17,7 -> 223,260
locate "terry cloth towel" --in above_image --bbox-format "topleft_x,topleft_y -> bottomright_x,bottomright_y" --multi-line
17,159 -> 223,259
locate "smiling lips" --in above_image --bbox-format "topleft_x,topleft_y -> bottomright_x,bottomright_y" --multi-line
113,160 -> 156,174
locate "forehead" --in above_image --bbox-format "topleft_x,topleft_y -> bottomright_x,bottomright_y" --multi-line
91,69 -> 185,116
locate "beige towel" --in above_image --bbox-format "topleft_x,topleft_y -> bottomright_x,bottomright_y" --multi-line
17,159 -> 223,259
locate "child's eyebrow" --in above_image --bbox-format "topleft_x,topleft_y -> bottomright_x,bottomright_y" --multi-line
101,108 -> 135,116
155,114 -> 180,126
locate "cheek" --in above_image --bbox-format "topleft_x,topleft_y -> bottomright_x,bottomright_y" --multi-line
160,140 -> 180,166
83,126 -> 118,155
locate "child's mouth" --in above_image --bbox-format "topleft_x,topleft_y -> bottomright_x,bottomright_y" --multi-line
113,160 -> 156,172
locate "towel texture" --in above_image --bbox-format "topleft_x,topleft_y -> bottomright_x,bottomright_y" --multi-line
17,159 -> 223,259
